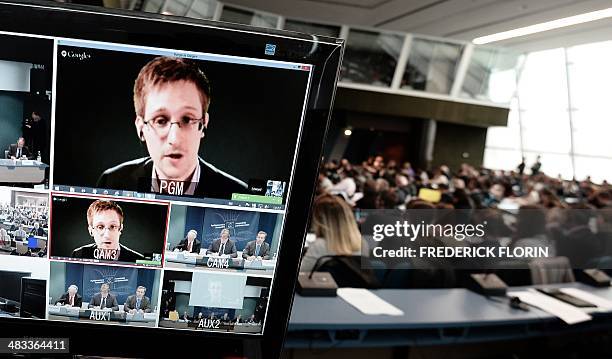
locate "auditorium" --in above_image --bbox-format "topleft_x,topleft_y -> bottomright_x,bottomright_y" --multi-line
1,1 -> 612,358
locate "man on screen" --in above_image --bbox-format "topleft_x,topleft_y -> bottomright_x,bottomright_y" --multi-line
242,231 -> 271,260
72,200 -> 144,262
208,228 -> 237,257
97,56 -> 247,198
8,137 -> 31,160
124,286 -> 152,313
55,285 -> 83,307
173,229 -> 201,253
89,283 -> 119,310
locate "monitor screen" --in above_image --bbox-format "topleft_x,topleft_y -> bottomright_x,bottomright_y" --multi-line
0,270 -> 30,303
0,2 -> 342,357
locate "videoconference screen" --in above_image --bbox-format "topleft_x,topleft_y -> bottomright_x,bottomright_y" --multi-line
0,28 -> 313,336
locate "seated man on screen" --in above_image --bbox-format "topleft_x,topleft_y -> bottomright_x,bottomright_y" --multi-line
173,229 -> 201,253
97,56 -> 247,198
89,283 -> 119,311
72,199 -> 144,262
55,285 -> 83,307
29,222 -> 45,237
208,228 -> 237,258
242,231 -> 271,260
8,137 -> 31,160
13,225 -> 27,241
124,286 -> 152,313
182,311 -> 191,322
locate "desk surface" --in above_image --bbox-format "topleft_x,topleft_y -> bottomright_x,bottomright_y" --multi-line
289,283 -> 612,330
287,283 -> 612,348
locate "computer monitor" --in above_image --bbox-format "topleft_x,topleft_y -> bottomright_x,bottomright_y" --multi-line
0,1 -> 342,358
19,278 -> 46,319
0,271 -> 30,303
27,236 -> 37,249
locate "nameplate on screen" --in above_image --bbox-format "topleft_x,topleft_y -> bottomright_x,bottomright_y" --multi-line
89,310 -> 111,321
197,319 -> 220,329
93,248 -> 119,261
207,257 -> 230,269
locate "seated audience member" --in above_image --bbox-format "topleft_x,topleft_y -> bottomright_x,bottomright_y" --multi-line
208,228 -> 237,257
174,229 -> 201,253
89,283 -> 119,310
8,137 -> 31,159
55,285 -> 83,307
29,222 -> 45,237
300,194 -> 365,272
124,286 -> 152,313
512,205 -> 556,257
242,231 -> 271,260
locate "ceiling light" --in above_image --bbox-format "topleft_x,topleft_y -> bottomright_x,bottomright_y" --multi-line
473,7 -> 612,44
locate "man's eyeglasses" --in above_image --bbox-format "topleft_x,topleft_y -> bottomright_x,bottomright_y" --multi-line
143,116 -> 203,135
92,224 -> 121,233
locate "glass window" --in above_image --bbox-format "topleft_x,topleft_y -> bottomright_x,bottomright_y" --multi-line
574,156 -> 612,183
220,6 -> 279,29
485,98 -> 521,150
162,0 -> 192,16
142,0 -> 164,13
483,148 -> 522,172
283,19 -> 341,38
524,152 -> 574,179
185,0 -> 217,19
401,38 -> 463,94
341,29 -> 404,87
460,47 -> 521,104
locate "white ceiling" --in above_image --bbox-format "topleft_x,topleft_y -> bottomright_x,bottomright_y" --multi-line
224,0 -> 612,51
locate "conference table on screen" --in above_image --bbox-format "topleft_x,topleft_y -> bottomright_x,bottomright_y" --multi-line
48,305 -> 157,327
164,251 -> 276,274
0,159 -> 48,184
285,282 -> 612,348
159,318 -> 262,333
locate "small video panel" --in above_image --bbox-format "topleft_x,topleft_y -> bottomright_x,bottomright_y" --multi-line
48,261 -> 162,327
164,204 -> 282,276
49,194 -> 169,267
0,187 -> 49,258
0,256 -> 49,320
0,34 -> 53,188
159,270 -> 270,334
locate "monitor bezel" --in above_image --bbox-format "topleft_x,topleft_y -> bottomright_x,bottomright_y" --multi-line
0,1 -> 343,358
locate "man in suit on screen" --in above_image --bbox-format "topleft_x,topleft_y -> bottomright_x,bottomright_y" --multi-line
72,199 -> 144,263
8,137 -> 31,160
124,286 -> 152,313
242,231 -> 271,260
173,229 -> 201,253
89,283 -> 119,310
97,56 -> 247,199
55,285 -> 83,307
208,228 -> 237,258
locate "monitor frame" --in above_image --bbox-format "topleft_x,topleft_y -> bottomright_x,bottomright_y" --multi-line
0,1 -> 343,358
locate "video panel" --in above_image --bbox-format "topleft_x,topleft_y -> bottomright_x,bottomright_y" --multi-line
0,34 -> 53,188
165,203 -> 282,276
52,39 -> 311,205
49,194 -> 169,267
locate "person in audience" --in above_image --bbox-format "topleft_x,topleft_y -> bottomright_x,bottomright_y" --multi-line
29,222 -> 44,237
300,194 -> 365,272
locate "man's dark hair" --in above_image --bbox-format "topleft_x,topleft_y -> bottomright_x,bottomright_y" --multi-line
134,56 -> 211,118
